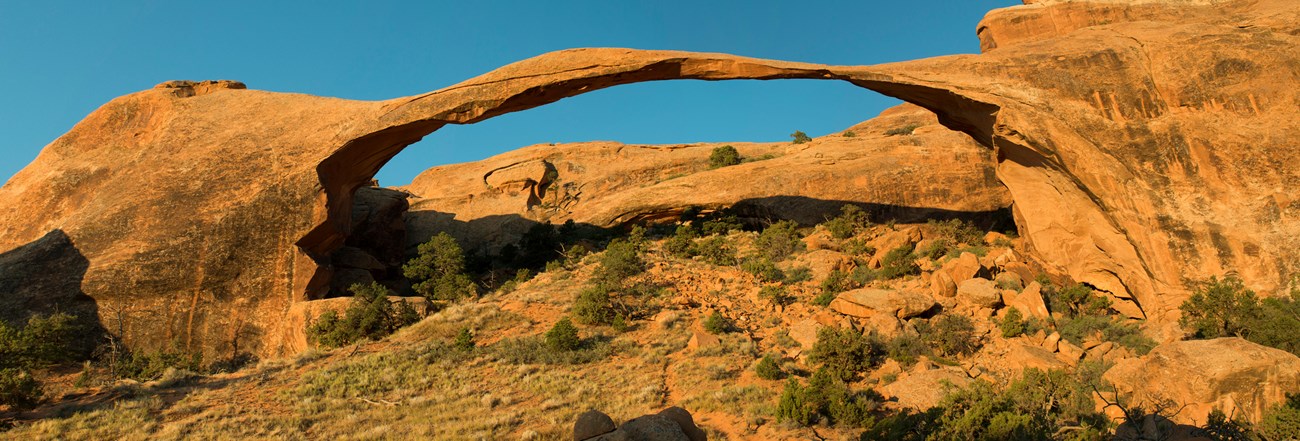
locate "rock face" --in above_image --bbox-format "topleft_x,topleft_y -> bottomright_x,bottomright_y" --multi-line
577,407 -> 705,441
1,0 -> 1297,356
830,288 -> 936,319
1104,338 -> 1300,425
402,103 -> 1009,253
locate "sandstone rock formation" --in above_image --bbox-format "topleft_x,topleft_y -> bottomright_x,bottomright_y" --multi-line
401,103 -> 1008,253
0,0 -> 1296,356
829,288 -> 936,319
575,407 -> 706,441
1103,338 -> 1300,425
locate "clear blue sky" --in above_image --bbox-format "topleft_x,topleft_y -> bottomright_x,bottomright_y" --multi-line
0,1 -> 1017,186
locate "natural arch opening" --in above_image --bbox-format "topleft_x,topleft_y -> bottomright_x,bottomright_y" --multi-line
301,50 -> 1016,300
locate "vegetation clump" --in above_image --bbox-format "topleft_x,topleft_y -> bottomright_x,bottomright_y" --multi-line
308,282 -> 422,348
790,130 -> 812,144
754,220 -> 804,262
776,367 -> 879,428
708,145 -> 742,168
823,205 -> 871,240
1179,275 -> 1300,356
917,313 -> 981,358
703,311 -> 733,335
877,244 -> 920,279
754,353 -> 785,380
544,317 -> 581,352
807,327 -> 885,382
0,313 -> 83,409
403,232 -> 477,301
1045,282 -> 1156,355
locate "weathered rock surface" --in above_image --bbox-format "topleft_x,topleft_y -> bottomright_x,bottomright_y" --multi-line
579,407 -> 704,441
1104,338 -> 1300,425
830,287 -> 935,319
402,104 -> 1008,252
882,363 -> 972,410
1,0 -> 1297,355
957,278 -> 1003,309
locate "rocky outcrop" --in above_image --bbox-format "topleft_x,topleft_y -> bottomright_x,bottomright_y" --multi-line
1103,338 -> 1300,425
830,288 -> 936,319
402,103 -> 1009,253
1,0 -> 1296,356
575,407 -> 705,441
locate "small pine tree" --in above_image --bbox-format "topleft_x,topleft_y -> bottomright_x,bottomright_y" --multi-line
790,131 -> 812,144
545,317 -> 581,351
404,232 -> 477,301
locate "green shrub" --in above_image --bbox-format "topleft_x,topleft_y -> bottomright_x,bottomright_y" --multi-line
814,269 -> 850,307
784,266 -> 813,284
918,314 -> 980,357
0,368 -> 43,409
917,238 -> 952,260
1046,283 -> 1112,318
755,354 -> 785,380
703,312 -> 732,335
544,317 -> 581,352
453,327 -> 475,351
921,368 -> 1108,440
492,335 -> 613,365
878,245 -> 920,279
308,282 -> 419,348
759,285 -> 793,307
1055,314 -> 1156,355
807,327 -> 885,381
664,225 -> 697,258
1179,275 -> 1300,356
776,367 -> 878,428
1180,275 -> 1260,339
998,308 -> 1031,338
1257,393 -> 1300,440
1201,409 -> 1252,441
850,266 -> 879,285
0,312 -> 82,371
790,131 -> 812,144
709,145 -> 742,168
572,285 -> 616,325
595,239 -> 644,284
884,123 -> 921,136
109,350 -> 203,382
699,214 -> 744,236
754,220 -> 804,262
741,257 -> 784,282
843,238 -> 875,256
926,218 -> 983,245
843,131 -> 856,137
886,333 -> 928,367
694,236 -> 737,266
403,232 -> 477,301
823,205 -> 870,240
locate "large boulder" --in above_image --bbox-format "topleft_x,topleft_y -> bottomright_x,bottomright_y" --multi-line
1104,338 -> 1300,425
830,288 -> 936,319
881,364 -> 972,410
957,278 -> 1002,309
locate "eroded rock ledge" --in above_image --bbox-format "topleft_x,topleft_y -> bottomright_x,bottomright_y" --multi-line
0,0 -> 1295,356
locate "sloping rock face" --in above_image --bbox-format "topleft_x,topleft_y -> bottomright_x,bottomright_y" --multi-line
401,103 -> 1010,252
0,0 -> 1296,356
1104,338 -> 1300,425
